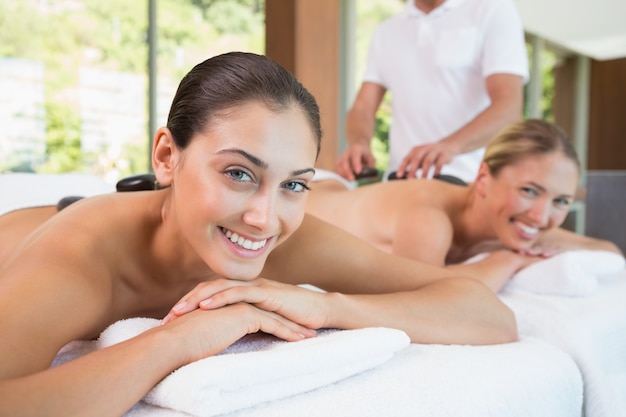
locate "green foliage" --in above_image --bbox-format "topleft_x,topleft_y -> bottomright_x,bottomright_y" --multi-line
540,51 -> 556,121
203,1 -> 264,35
523,42 -> 556,121
38,102 -> 84,173
123,142 -> 150,177
372,93 -> 392,173
0,2 -> 45,57
83,0 -> 149,73
1,0 -> 265,177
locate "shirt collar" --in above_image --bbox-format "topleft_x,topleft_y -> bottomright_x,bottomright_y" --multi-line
405,0 -> 466,17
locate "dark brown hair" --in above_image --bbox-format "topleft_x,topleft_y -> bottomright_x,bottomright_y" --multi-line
167,52 -> 321,158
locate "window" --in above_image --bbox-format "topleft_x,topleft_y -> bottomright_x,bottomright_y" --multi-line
0,0 -> 264,183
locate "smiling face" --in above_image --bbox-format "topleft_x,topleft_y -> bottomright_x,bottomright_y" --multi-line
477,152 -> 579,251
155,101 -> 318,280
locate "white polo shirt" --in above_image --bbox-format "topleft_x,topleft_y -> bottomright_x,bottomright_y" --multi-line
363,0 -> 529,182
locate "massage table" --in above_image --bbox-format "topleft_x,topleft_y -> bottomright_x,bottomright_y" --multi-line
2,173 -> 625,417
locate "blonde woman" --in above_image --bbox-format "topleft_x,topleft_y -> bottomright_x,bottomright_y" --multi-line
307,119 -> 622,291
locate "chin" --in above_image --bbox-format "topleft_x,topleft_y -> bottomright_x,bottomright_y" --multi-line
228,262 -> 267,281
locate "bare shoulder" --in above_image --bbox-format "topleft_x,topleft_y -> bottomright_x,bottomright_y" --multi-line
392,201 -> 455,265
393,180 -> 458,229
0,194 -> 145,378
0,206 -> 58,265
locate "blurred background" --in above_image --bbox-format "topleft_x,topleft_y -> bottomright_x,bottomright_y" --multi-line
2,0 -> 623,250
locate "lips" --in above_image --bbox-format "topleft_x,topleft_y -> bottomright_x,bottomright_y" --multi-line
220,227 -> 269,251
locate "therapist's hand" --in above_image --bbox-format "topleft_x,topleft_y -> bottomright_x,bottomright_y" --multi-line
396,141 -> 459,179
335,144 -> 377,181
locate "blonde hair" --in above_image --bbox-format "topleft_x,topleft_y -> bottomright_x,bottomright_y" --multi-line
483,119 -> 580,177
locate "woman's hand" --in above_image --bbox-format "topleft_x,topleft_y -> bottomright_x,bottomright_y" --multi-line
162,302 -> 318,364
162,278 -> 329,331
515,242 -> 564,258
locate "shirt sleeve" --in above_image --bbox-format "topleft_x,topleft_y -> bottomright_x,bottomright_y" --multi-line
362,24 -> 388,88
480,0 -> 529,81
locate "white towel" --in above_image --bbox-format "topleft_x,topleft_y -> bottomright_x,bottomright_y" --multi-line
0,172 -> 114,215
501,269 -> 626,417
311,168 -> 357,189
97,318 -> 410,417
54,326 -> 582,417
507,250 -> 625,296
221,337 -> 582,417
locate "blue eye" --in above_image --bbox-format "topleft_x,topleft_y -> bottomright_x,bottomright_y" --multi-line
226,169 -> 252,183
521,187 -> 538,197
283,181 -> 310,193
554,198 -> 571,207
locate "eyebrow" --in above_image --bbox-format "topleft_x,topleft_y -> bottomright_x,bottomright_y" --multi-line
218,148 -> 267,168
527,182 -> 547,193
217,148 -> 316,177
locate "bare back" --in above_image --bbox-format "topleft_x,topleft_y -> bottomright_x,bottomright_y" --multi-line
306,179 -> 472,265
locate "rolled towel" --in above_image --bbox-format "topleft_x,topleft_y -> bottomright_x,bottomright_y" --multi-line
572,249 -> 626,275
312,168 -> 357,190
98,318 -> 410,417
508,250 -> 625,297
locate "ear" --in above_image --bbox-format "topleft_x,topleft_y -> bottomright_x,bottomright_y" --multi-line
152,127 -> 178,186
473,162 -> 491,198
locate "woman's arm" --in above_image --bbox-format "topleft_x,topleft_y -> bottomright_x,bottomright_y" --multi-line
446,251 -> 539,292
274,215 -> 518,344
164,275 -> 517,346
0,241 -> 313,416
324,276 -> 517,345
0,303 -> 314,417
167,215 -> 518,345
265,214 -> 462,293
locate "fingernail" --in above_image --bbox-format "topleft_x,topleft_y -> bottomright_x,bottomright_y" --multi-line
161,314 -> 173,325
172,301 -> 187,312
199,298 -> 213,308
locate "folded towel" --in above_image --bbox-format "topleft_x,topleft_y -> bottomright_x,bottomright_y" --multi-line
222,337 -> 581,417
507,250 -> 625,297
500,270 -> 626,417
0,173 -> 114,216
54,325 -> 582,417
97,318 -> 410,417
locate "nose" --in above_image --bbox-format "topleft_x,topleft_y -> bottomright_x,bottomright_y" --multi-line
527,199 -> 552,228
242,188 -> 279,232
